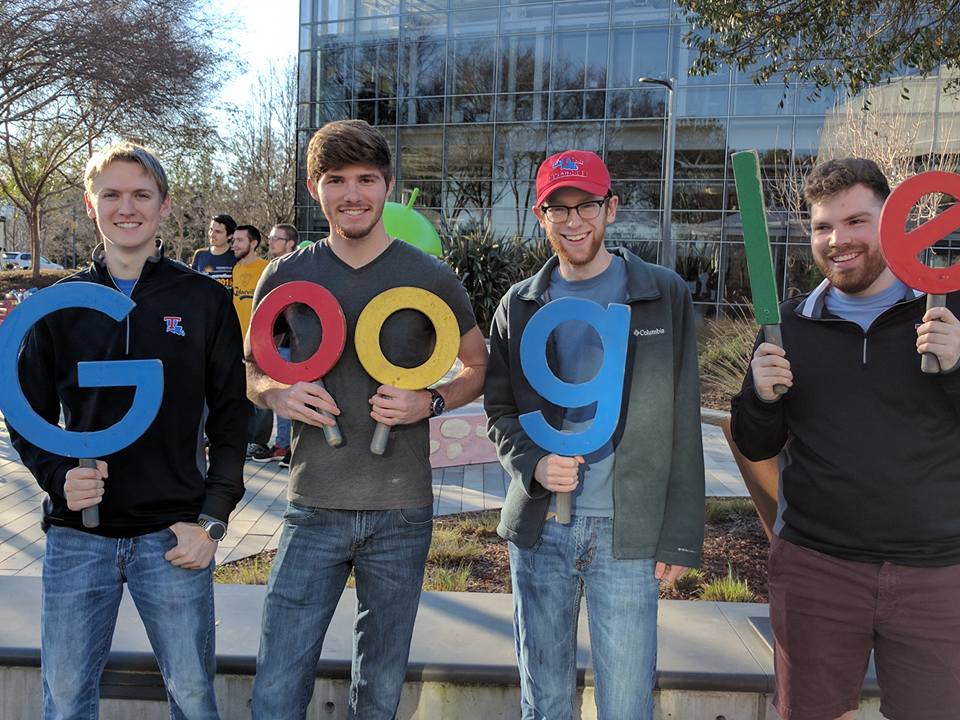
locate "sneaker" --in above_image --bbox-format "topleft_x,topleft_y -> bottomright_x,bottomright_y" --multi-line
246,443 -> 270,460
251,445 -> 284,463
279,449 -> 291,469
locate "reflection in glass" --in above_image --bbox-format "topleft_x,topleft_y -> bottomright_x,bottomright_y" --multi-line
673,211 -> 723,243
676,242 -> 721,302
728,117 -> 792,173
607,88 -> 665,119
399,96 -> 445,124
317,46 -> 354,102
553,31 -> 608,91
450,9 -> 499,35
556,1 -> 611,30
610,27 -> 669,89
676,86 -> 728,118
674,118 -> 727,179
674,181 -> 724,212
450,37 -> 496,95
500,3 -> 553,34
494,124 -> 547,180
446,125 -> 495,178
786,244 -> 820,298
400,38 -> 447,96
496,93 -> 548,122
605,119 -> 664,179
732,84 -> 795,116
492,180 -> 538,238
500,35 -> 550,95
724,242 -> 788,304
611,0 -> 672,26
605,210 -> 662,247
399,126 -> 443,179
612,180 -> 661,210
548,121 -> 603,157
450,94 -> 494,122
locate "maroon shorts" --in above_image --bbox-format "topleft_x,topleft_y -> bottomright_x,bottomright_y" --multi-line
768,535 -> 960,720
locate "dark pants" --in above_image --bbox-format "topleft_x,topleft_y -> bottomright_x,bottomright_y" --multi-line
768,535 -> 960,720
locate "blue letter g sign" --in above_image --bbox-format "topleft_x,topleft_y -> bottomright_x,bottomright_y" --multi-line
0,283 -> 163,458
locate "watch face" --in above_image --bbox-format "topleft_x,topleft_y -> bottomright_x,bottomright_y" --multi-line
204,521 -> 227,541
431,391 -> 445,416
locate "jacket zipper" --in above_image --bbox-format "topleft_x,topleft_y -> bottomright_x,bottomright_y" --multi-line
105,272 -> 139,355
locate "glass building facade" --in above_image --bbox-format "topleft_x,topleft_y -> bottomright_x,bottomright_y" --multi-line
297,0 -> 960,316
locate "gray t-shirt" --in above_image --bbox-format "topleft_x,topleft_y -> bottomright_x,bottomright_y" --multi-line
547,255 -> 628,517
252,239 -> 476,510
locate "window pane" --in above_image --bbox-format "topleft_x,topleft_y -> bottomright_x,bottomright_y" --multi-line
676,86 -> 728,118
317,45 -> 354,101
553,31 -> 607,91
607,88 -> 665,119
358,0 -> 398,20
401,11 -> 447,35
398,96 -> 445,124
605,209 -> 662,245
496,92 -> 548,122
732,84 -> 795,116
499,35 -> 550,94
786,244 -> 820,298
727,117 -> 792,174
547,121 -> 603,156
494,123 -> 548,180
319,0 -> 355,22
450,9 -> 498,35
611,0 -> 671,26
446,125 -> 494,178
555,0 -> 610,30
450,37 -> 496,94
399,126 -> 444,178
610,27 -> 669,89
674,118 -> 727,179
674,180 -> 725,211
450,94 -> 494,122
399,38 -> 447,96
612,180 -> 660,210
605,118 -> 663,179
500,3 -> 553,34
676,241 -> 721,302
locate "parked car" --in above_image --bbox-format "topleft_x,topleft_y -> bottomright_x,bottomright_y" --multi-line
1,252 -> 63,270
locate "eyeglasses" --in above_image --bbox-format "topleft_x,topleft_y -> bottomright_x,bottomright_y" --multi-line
268,235 -> 290,242
540,197 -> 608,223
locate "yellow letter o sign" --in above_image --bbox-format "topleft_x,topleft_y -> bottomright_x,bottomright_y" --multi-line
355,287 -> 460,389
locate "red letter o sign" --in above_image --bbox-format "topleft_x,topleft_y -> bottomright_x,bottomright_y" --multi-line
879,171 -> 960,294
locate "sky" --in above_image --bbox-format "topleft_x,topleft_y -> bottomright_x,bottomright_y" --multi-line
214,0 -> 300,121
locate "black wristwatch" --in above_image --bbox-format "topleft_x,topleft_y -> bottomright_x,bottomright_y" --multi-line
429,388 -> 446,417
198,516 -> 227,541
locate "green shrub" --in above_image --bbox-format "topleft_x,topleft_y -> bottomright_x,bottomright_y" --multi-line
671,568 -> 705,595
428,528 -> 484,565
423,563 -> 472,592
698,564 -> 755,602
704,497 -> 758,524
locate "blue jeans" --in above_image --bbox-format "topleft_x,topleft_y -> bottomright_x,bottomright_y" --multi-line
42,525 -> 218,720
274,347 -> 291,447
508,516 -> 659,720
252,503 -> 433,719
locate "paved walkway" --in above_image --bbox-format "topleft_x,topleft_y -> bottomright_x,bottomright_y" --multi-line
0,416 -> 745,576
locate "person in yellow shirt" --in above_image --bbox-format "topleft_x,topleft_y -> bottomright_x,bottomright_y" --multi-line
232,225 -> 268,339
232,225 -> 271,459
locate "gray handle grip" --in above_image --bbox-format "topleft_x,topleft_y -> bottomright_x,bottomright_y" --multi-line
79,458 -> 99,528
370,422 -> 391,455
312,378 -> 343,447
555,492 -> 572,525
922,294 -> 947,374
763,324 -> 788,397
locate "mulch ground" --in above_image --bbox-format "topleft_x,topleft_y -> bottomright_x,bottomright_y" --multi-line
219,505 -> 770,602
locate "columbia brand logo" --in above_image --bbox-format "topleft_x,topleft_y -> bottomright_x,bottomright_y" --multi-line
163,316 -> 185,337
634,328 -> 665,337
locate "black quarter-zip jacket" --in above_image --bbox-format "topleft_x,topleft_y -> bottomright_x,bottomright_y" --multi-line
732,281 -> 960,566
7,245 -> 247,537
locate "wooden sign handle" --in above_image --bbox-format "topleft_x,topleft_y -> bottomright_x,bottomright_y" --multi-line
79,458 -> 99,528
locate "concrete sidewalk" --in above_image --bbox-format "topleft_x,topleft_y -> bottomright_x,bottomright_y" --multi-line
0,416 -> 745,576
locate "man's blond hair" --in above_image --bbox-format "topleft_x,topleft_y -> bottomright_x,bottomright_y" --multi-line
84,140 -> 169,198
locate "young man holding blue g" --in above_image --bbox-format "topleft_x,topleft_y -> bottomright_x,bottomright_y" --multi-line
7,141 -> 246,719
484,150 -> 705,719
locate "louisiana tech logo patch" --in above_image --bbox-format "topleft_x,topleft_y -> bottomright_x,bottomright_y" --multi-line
163,316 -> 185,337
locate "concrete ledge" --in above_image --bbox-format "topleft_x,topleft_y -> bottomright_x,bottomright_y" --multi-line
0,577 -> 881,718
700,407 -> 730,426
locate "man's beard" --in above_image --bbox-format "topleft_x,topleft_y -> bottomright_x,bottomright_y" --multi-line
814,245 -> 888,294
546,227 -> 605,267
233,246 -> 248,260
333,207 -> 384,241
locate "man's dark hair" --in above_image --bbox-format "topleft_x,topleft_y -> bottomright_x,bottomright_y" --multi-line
212,214 -> 237,237
803,158 -> 891,207
272,223 -> 298,243
307,120 -> 392,183
236,224 -> 262,247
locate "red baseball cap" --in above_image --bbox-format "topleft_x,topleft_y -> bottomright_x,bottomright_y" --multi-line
535,150 -> 611,208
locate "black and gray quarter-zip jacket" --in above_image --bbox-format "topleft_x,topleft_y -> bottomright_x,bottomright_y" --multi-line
731,279 -> 960,566
7,244 -> 247,538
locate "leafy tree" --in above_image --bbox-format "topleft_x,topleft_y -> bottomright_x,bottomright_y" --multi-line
677,0 -> 959,95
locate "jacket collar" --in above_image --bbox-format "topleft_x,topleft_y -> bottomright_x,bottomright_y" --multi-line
517,246 -> 662,303
796,277 -> 923,319
89,239 -> 165,285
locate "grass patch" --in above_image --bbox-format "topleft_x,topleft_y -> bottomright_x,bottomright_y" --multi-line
429,528 -> 484,565
698,310 -> 758,403
705,497 -> 758,524
698,564 -> 755,602
214,553 -> 272,585
671,568 -> 705,596
423,563 -> 472,592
